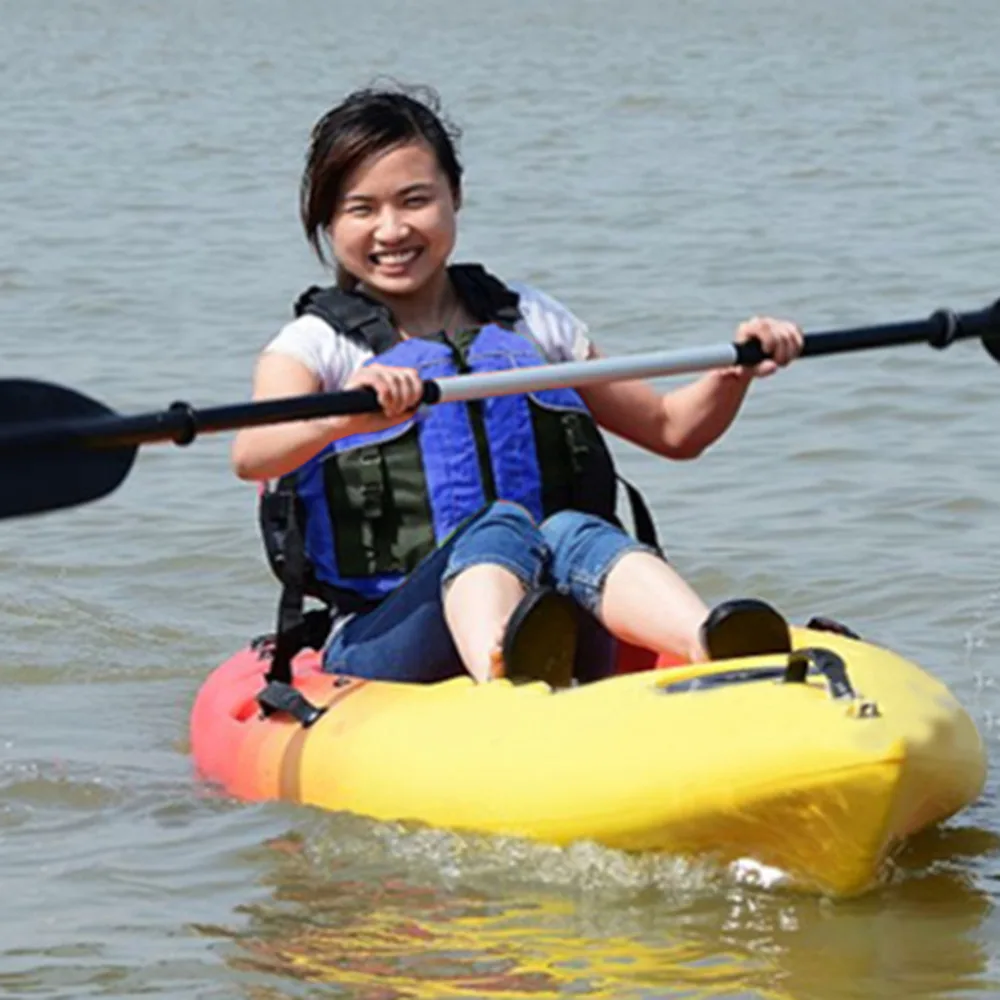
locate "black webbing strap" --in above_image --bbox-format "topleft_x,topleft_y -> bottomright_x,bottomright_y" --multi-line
450,264 -> 522,328
257,490 -> 327,726
296,285 -> 399,354
619,477 -> 662,553
257,489 -> 379,726
263,489 -> 307,689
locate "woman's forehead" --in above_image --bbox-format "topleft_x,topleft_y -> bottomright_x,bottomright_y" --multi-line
343,141 -> 444,195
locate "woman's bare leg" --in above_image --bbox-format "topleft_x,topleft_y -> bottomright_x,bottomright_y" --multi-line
443,564 -> 525,682
599,551 -> 709,661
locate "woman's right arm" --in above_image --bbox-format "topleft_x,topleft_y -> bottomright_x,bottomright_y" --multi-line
231,352 -> 424,482
231,352 -> 334,481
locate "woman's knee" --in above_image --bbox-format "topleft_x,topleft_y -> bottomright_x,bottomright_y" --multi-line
443,501 -> 549,589
541,511 -> 648,610
463,501 -> 545,553
540,509 -> 620,557
479,499 -> 539,533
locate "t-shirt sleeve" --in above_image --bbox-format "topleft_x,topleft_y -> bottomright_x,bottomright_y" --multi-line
262,314 -> 370,392
509,283 -> 593,363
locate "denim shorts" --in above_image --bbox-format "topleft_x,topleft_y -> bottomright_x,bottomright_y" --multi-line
322,500 -> 653,684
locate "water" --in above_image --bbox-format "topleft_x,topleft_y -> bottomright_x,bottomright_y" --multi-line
2,0 -> 999,995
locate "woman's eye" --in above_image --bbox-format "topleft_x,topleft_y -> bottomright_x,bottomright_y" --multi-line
345,204 -> 371,217
404,195 -> 429,208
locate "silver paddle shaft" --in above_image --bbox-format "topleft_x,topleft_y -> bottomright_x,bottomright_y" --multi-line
430,344 -> 741,403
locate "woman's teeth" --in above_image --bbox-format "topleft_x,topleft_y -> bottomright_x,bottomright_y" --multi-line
372,248 -> 421,265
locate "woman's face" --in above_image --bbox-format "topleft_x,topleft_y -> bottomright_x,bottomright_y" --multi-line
329,141 -> 459,299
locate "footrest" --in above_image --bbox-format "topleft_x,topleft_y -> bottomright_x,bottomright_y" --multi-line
701,598 -> 792,660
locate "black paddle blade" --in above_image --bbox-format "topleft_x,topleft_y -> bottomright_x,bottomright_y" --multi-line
984,335 -> 1000,364
0,380 -> 137,520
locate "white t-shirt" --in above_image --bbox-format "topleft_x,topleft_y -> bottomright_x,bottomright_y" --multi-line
263,281 -> 593,389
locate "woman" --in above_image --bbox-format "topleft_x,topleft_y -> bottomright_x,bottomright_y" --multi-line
232,85 -> 803,686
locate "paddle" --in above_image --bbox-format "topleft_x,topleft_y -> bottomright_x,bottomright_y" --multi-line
2,299 -> 998,521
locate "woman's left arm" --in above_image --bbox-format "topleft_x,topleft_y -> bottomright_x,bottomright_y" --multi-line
580,316 -> 803,460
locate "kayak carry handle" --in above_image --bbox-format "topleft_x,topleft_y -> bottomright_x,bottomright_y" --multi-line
660,647 -> 868,707
783,648 -> 856,700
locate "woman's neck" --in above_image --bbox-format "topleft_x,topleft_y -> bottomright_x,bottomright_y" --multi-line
360,269 -> 465,339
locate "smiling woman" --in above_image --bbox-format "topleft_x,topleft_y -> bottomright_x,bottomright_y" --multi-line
229,83 -> 805,690
328,143 -> 462,333
301,87 -> 465,324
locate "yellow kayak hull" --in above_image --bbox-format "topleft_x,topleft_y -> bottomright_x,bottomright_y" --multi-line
191,627 -> 986,895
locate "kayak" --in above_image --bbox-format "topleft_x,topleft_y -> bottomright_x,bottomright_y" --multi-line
190,627 -> 986,896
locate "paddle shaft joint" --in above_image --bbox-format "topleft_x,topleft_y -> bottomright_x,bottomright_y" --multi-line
168,401 -> 199,446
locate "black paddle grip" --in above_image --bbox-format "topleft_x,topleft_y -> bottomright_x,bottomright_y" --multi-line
733,340 -> 769,367
733,299 -> 1000,367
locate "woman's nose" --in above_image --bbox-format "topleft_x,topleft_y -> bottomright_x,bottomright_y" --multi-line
375,208 -> 410,243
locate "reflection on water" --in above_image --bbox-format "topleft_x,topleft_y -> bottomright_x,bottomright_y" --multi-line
194,815 -> 1000,999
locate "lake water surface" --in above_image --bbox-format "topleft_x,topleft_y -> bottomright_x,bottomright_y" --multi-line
2,0 -> 1000,996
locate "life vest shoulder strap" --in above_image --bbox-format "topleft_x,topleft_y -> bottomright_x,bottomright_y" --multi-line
293,285 -> 398,354
449,263 -> 522,328
291,263 -> 524,356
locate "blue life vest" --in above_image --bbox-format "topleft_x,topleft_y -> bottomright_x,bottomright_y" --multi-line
292,318 -> 618,601
256,265 -> 659,713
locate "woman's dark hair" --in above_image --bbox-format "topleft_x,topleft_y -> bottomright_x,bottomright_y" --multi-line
300,83 -> 463,271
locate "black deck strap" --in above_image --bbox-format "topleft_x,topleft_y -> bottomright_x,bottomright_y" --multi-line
783,647 -> 856,700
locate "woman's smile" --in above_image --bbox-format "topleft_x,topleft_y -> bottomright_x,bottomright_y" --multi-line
369,246 -> 424,273
331,141 -> 458,301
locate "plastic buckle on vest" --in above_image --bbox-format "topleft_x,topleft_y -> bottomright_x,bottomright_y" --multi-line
257,681 -> 326,727
562,415 -> 593,472
357,449 -> 384,518
360,483 -> 382,519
